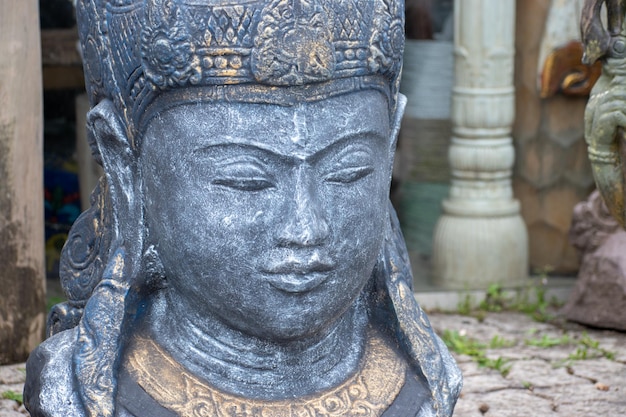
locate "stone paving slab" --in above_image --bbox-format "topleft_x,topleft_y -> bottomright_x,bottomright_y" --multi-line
1,311 -> 625,416
0,364 -> 27,416
429,312 -> 626,417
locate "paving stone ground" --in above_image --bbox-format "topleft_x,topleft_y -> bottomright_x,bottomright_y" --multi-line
429,312 -> 626,417
1,311 -> 625,416
0,364 -> 27,416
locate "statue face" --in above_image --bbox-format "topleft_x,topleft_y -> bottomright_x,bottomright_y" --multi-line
141,90 -> 392,341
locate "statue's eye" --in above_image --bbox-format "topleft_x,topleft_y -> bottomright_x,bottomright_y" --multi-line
321,146 -> 376,185
213,177 -> 275,191
323,166 -> 374,184
212,162 -> 275,191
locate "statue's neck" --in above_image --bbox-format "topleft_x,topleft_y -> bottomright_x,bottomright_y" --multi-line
142,289 -> 368,400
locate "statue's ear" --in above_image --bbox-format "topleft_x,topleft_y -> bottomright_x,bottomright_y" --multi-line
386,93 -> 406,181
390,93 -> 407,153
71,101 -> 141,416
86,99 -> 143,272
86,99 -> 134,174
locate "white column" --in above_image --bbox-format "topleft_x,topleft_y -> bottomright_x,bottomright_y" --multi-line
432,0 -> 528,289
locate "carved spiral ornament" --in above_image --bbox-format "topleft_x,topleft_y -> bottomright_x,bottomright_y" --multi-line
59,177 -> 112,307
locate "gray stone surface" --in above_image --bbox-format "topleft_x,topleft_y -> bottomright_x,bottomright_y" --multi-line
429,312 -> 626,417
27,2 -> 461,416
0,364 -> 27,416
564,191 -> 626,330
8,310 -> 626,416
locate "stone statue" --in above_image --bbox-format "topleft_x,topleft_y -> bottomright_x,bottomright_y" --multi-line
24,1 -> 462,416
582,0 -> 626,224
569,0 -> 626,331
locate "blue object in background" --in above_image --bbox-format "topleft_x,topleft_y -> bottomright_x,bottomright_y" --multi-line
44,166 -> 81,278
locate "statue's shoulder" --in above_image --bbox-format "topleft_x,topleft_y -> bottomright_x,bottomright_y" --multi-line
370,329 -> 431,417
24,327 -> 85,417
375,326 -> 461,417
383,368 -> 436,417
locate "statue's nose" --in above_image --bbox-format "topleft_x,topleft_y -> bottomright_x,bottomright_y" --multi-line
276,168 -> 330,247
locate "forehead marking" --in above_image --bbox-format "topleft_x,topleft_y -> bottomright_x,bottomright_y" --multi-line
291,108 -> 307,148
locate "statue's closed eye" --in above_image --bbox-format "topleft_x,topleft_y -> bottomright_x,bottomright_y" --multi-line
323,166 -> 374,184
212,162 -> 276,191
322,148 -> 375,184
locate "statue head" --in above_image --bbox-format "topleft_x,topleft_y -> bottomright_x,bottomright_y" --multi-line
43,1 -> 461,416
65,0 -> 405,336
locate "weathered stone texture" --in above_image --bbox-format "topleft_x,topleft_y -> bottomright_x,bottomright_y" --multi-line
0,400 -> 28,417
564,191 -> 626,330
0,363 -> 28,416
430,312 -> 626,417
514,0 -> 594,274
0,0 -> 46,365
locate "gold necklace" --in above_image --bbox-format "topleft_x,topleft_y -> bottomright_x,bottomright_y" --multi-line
126,328 -> 407,417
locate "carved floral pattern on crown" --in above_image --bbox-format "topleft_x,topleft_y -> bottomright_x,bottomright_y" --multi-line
251,0 -> 335,85
76,0 -> 404,137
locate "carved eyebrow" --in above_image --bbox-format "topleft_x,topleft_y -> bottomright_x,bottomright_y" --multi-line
330,144 -> 374,162
305,130 -> 384,164
211,153 -> 271,167
192,128 -> 386,161
192,142 -> 292,165
194,138 -> 282,156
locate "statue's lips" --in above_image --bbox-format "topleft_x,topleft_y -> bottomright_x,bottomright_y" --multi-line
260,253 -> 335,293
262,272 -> 330,293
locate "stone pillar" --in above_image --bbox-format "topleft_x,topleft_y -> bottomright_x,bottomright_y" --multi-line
432,0 -> 528,289
0,0 -> 45,364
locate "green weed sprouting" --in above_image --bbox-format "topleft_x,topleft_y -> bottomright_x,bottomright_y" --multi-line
457,279 -> 562,323
1,390 -> 23,405
568,332 -> 616,361
523,331 -> 616,366
441,330 -> 512,377
525,334 -> 573,348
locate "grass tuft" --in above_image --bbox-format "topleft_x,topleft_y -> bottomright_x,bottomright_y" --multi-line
2,390 -> 23,405
441,330 -> 512,377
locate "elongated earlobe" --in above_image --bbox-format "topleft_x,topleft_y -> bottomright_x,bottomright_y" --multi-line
71,101 -> 144,417
387,93 -> 407,182
86,100 -> 143,264
390,93 -> 407,153
87,99 -> 134,173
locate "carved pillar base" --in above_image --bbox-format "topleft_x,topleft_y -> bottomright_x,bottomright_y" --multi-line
433,214 -> 528,289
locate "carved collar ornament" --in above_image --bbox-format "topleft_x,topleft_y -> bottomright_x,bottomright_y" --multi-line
125,328 -> 407,416
77,0 -> 404,143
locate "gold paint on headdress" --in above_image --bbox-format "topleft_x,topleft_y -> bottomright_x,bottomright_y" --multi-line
76,0 -> 404,142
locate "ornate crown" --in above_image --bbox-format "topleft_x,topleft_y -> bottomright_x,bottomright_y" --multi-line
76,0 -> 405,142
